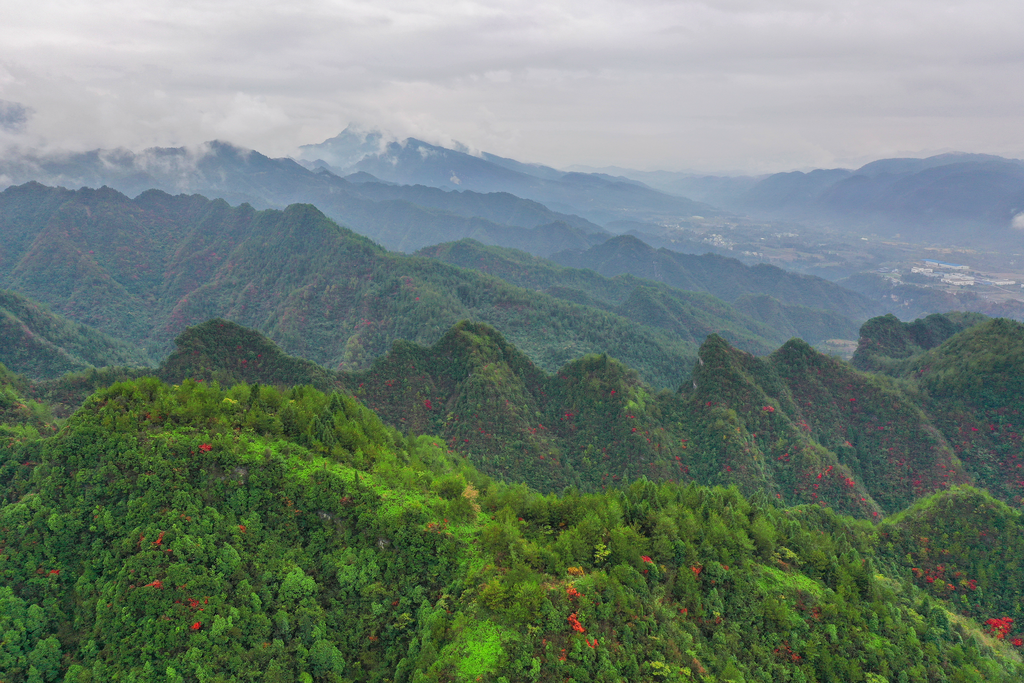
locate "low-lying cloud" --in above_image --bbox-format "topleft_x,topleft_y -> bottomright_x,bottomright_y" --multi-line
0,100 -> 30,132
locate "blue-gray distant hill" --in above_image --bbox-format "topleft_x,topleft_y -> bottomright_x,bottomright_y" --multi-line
600,153 -> 1024,246
298,128 -> 721,225
0,141 -> 609,256
547,235 -> 883,323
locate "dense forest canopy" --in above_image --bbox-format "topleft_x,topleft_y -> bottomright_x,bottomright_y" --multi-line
1,374 -> 1023,682
1,180 -> 1022,681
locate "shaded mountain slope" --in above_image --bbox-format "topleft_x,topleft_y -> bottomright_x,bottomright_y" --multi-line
0,289 -> 150,379
341,320 -> 971,516
550,235 -> 882,322
683,334 -> 970,516
0,143 -> 610,255
731,294 -> 861,343
0,183 -> 709,389
157,318 -> 339,390
421,238 -> 867,345
895,318 -> 1024,506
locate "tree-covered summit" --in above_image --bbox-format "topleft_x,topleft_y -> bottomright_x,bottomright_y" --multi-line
1,375 -> 1022,682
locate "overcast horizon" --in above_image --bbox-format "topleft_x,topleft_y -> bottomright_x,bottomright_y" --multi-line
2,0 -> 1023,175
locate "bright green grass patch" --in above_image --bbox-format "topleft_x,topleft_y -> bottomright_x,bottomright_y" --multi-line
452,618 -> 519,682
756,563 -> 826,599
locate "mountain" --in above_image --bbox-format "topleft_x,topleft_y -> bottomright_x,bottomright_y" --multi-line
547,235 -> 881,328
152,317 -> 1018,522
301,131 -> 722,225
595,152 -> 1024,246
2,373 -> 1022,681
850,312 -> 989,373
701,153 -> 1024,245
878,485 -> 1024,631
416,239 -> 837,350
0,142 -> 609,255
893,318 -> 1024,505
0,133 -> 720,255
0,183 -> 710,389
0,289 -> 150,379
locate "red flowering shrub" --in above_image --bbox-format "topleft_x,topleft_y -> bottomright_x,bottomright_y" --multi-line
985,617 -> 1013,639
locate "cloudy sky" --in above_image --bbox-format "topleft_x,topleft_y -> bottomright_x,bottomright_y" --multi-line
1,0 -> 1022,173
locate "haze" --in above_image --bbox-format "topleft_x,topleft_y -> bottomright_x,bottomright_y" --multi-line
2,0 -> 1023,174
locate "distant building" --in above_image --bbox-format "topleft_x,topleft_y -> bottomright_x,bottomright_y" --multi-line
911,267 -> 933,274
923,259 -> 969,270
942,275 -> 975,285
986,278 -> 1017,286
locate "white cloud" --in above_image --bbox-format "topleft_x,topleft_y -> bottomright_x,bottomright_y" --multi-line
1,0 -> 1023,171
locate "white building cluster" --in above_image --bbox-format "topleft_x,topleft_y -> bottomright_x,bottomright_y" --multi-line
913,258 -> 1016,289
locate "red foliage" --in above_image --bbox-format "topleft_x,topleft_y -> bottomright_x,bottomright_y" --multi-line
641,555 -> 654,564
198,443 -> 213,452
191,622 -> 202,631
568,612 -> 586,633
566,586 -> 582,599
985,617 -> 1014,639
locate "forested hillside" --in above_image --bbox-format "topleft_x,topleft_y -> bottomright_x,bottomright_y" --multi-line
0,290 -> 149,379
547,235 -> 882,323
0,182 -> 849,389
94,316 -> 1020,527
2,175 -> 1022,681
1,374 -> 1022,682
851,312 -> 988,373
418,239 -> 862,346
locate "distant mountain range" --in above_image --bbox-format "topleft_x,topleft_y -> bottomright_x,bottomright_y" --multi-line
298,128 -> 717,225
5,128 -> 1023,250
593,153 -> 1024,245
0,135 -> 713,253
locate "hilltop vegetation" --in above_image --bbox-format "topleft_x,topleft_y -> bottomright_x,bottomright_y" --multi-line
93,316 -> 1019,527
1,375 -> 1022,682
851,312 -> 988,374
